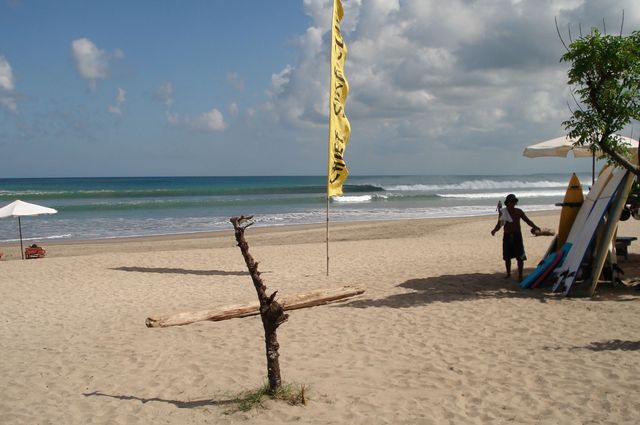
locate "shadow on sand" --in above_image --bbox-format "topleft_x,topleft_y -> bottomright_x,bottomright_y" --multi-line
82,391 -> 236,409
339,272 -> 550,309
573,339 -> 640,351
338,269 -> 640,309
111,266 -> 248,276
545,339 -> 640,352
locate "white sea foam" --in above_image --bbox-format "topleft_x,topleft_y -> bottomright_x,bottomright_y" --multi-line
0,234 -> 73,243
383,179 -> 573,192
332,195 -> 374,203
436,190 -> 578,199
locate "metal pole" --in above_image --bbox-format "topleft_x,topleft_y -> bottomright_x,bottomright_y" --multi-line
592,152 -> 595,185
326,195 -> 330,276
18,216 -> 24,260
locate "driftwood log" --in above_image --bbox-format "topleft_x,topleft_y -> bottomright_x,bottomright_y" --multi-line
145,286 -> 365,328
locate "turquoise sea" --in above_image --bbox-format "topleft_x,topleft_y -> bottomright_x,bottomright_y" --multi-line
0,174 -> 592,243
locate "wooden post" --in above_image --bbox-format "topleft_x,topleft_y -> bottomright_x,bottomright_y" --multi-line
230,216 -> 287,393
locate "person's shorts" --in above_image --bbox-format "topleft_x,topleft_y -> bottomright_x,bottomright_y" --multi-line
503,232 -> 526,261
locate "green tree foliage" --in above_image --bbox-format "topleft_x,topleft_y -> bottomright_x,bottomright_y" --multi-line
561,28 -> 640,173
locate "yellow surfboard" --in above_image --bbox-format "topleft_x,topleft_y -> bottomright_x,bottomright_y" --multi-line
557,173 -> 584,246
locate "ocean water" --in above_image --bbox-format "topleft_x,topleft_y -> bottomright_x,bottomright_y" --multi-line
0,174 -> 591,243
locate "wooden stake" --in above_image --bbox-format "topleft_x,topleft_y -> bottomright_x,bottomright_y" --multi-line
228,215 -> 286,392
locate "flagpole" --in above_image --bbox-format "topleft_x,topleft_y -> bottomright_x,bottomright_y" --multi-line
326,0 -> 350,277
326,194 -> 330,276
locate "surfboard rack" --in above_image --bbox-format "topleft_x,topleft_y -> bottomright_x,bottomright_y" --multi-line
554,202 -> 583,208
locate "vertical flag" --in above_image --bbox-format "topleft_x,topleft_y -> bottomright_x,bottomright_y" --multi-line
327,0 -> 351,197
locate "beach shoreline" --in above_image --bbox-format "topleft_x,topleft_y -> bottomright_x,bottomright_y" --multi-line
1,211 -> 639,424
0,211 -> 557,260
0,173 -> 581,245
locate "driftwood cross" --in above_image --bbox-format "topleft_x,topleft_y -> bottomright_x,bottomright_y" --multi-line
146,215 -> 364,392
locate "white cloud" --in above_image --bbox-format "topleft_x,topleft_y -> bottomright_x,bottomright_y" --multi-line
71,38 -> 122,89
152,80 -> 225,132
192,108 -> 226,132
0,56 -> 17,112
268,65 -> 294,97
261,0 -> 640,173
0,56 -> 14,91
108,87 -> 126,115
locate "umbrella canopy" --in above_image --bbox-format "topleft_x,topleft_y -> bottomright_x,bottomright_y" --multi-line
523,135 -> 638,158
0,200 -> 57,259
0,200 -> 57,218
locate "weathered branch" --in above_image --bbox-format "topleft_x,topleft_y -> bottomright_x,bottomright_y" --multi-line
145,286 -> 365,328
230,215 -> 287,392
596,140 -> 640,176
555,17 -> 570,52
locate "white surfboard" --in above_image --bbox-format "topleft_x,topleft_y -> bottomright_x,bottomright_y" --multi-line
551,166 -> 614,292
583,171 -> 634,297
565,166 -> 613,244
554,168 -> 628,295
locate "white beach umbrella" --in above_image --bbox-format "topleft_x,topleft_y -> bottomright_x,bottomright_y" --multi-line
0,200 -> 57,259
523,135 -> 638,184
522,135 -> 638,158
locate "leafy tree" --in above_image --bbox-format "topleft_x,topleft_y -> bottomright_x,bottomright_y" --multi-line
561,27 -> 640,174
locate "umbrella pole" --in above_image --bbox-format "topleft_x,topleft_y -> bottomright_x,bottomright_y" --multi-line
18,216 -> 24,260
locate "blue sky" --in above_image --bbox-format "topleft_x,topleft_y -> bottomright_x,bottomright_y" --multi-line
1,0 -> 639,178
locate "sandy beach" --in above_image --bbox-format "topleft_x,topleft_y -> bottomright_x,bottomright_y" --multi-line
1,211 -> 640,424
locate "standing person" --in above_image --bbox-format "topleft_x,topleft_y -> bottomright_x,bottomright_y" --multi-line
491,194 -> 540,281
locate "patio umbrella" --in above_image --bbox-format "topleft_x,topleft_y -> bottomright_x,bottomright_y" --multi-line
523,135 -> 637,158
523,135 -> 638,183
0,200 -> 57,259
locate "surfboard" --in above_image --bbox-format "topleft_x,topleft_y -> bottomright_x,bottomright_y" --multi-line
583,171 -> 634,297
532,243 -> 571,289
557,173 -> 584,246
557,168 -> 626,295
555,168 -> 628,296
551,166 -> 614,292
520,242 -> 571,289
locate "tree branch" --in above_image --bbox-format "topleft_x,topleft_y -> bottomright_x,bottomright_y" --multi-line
556,17 -> 570,52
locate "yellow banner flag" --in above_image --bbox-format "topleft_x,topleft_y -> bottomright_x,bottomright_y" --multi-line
327,0 -> 351,197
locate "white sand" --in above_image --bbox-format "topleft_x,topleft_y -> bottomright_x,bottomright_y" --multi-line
1,212 -> 640,424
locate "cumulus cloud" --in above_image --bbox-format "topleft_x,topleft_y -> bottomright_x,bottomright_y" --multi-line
0,56 -> 14,91
152,81 -> 226,132
263,0 -> 640,169
0,55 -> 17,112
192,108 -> 226,132
166,108 -> 226,132
108,87 -> 126,115
71,38 -> 123,89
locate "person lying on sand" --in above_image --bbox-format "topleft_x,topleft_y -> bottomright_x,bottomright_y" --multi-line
491,193 -> 540,281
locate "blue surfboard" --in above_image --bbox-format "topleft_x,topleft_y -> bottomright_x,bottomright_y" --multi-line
532,243 -> 571,288
520,243 -> 572,289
